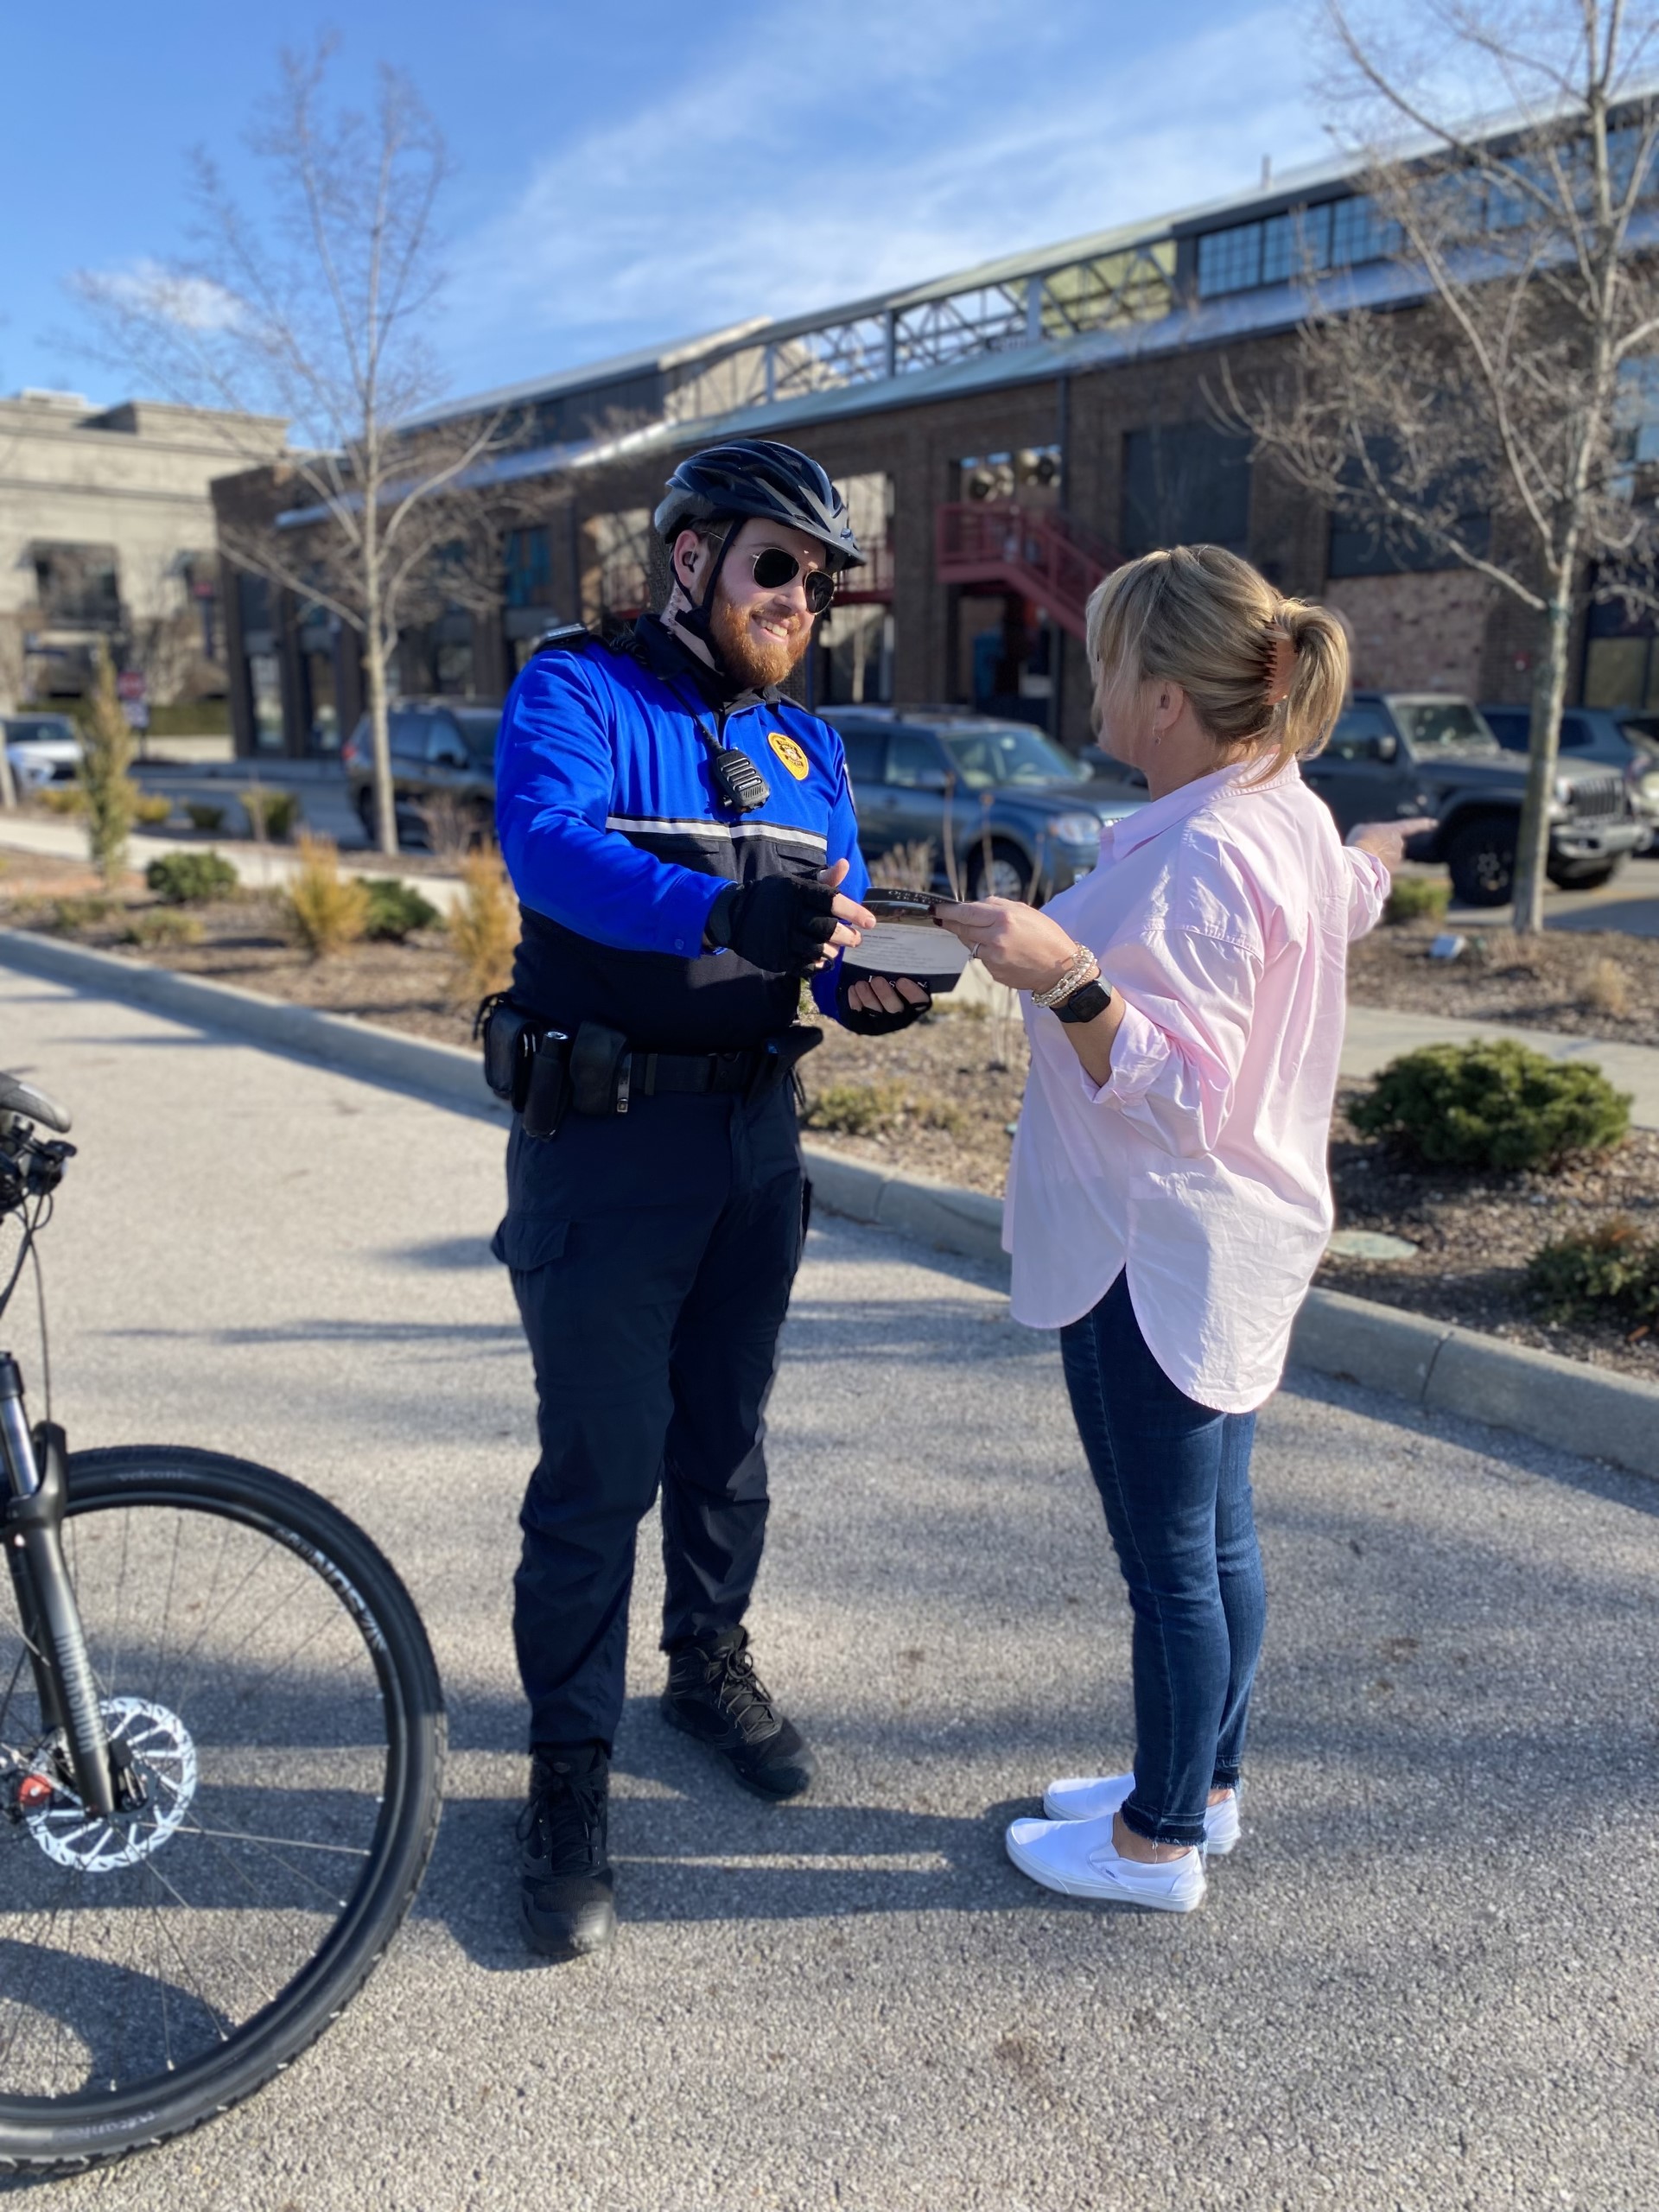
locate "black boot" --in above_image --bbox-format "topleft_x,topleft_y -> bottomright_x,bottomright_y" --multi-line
515,1745 -> 615,1961
660,1627 -> 816,1799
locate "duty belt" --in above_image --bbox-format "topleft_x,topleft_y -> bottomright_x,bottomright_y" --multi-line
476,998 -> 820,1139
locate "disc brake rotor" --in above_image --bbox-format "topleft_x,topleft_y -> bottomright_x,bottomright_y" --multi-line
20,1696 -> 198,1872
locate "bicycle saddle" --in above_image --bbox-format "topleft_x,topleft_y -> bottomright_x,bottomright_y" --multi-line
0,1072 -> 72,1134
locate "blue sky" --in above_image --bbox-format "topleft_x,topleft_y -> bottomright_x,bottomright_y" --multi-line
3,1 -> 1338,412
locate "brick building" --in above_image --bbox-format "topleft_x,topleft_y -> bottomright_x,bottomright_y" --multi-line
212,139 -> 1651,760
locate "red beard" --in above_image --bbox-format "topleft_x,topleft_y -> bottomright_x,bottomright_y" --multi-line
709,590 -> 811,690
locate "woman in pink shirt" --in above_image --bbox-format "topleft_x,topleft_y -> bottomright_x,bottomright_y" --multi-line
938,544 -> 1427,1916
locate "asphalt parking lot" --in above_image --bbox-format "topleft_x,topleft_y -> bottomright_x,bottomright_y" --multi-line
3,966 -> 1658,2211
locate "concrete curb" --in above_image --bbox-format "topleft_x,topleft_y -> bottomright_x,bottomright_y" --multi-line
5,922 -> 1658,1482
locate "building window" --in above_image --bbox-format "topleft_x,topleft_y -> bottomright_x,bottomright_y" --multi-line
1122,424 -> 1252,556
1328,194 -> 1402,267
1326,440 -> 1490,575
1196,195 -> 1396,298
504,526 -> 552,610
31,543 -> 121,630
236,570 -> 274,642
959,448 -> 1061,505
581,509 -> 652,624
179,553 -> 220,663
1261,204 -> 1333,286
1196,223 -> 1263,297
817,605 -> 893,706
247,652 -> 283,751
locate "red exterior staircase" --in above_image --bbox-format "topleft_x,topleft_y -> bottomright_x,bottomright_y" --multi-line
935,502 -> 1117,640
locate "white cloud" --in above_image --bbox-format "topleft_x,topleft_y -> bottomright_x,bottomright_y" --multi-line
93,257 -> 245,335
442,1 -> 1333,392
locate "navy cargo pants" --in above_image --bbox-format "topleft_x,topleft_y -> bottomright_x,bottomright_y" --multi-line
492,1078 -> 806,1752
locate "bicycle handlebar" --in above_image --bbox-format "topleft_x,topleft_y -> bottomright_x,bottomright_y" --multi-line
0,1075 -> 70,1135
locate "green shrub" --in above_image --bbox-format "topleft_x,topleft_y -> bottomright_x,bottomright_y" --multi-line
48,895 -> 117,933
36,786 -> 84,816
184,801 -> 226,833
239,786 -> 302,842
132,792 -> 172,827
146,849 -> 239,906
1351,1039 -> 1630,1172
1384,876 -> 1452,925
361,876 -> 442,942
124,908 -> 203,948
1525,1216 -> 1659,1325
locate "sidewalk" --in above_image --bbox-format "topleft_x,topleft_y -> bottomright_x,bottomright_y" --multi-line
0,810 -> 467,914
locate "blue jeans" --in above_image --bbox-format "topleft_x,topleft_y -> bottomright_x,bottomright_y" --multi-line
1058,1272 -> 1266,1849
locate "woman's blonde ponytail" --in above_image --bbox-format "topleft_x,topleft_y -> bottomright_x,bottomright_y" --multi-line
1085,544 -> 1350,773
1274,602 -> 1350,771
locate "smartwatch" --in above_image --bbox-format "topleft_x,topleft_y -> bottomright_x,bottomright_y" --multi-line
1052,977 -> 1113,1025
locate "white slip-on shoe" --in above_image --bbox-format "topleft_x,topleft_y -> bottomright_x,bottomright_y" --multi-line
1042,1772 -> 1241,1856
1005,1810 -> 1207,1912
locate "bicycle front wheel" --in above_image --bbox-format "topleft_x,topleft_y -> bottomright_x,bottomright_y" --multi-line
0,1446 -> 444,2172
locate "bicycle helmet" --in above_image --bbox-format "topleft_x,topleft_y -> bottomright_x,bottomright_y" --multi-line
653,440 -> 865,573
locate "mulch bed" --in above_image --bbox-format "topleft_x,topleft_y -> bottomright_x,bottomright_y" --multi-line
1319,1091 -> 1659,1376
1349,918 -> 1659,1046
6,855 -> 1659,1376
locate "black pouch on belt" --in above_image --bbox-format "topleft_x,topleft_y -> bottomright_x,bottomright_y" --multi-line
569,1021 -> 632,1116
480,1000 -> 535,1103
522,1031 -> 571,1139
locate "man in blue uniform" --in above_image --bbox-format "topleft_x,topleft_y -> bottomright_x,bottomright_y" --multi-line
488,441 -> 930,1960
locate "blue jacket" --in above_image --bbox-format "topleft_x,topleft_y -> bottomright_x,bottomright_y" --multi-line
495,620 -> 869,1052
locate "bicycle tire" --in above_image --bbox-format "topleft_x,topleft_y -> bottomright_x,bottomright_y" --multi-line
0,1445 -> 444,2173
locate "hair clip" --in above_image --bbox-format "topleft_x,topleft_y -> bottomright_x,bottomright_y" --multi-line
1264,626 -> 1297,707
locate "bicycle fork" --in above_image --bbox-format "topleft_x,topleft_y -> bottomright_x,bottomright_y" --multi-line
0,1354 -> 118,1821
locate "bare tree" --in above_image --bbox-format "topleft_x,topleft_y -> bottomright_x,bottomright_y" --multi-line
1228,1 -> 1659,931
76,38 -> 505,855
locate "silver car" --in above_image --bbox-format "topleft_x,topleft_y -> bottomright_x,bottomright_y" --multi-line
3,714 -> 81,794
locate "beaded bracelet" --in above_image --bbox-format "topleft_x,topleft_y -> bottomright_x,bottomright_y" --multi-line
1030,946 -> 1102,1008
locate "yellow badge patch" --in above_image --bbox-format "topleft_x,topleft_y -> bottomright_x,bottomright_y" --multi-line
768,731 -> 810,781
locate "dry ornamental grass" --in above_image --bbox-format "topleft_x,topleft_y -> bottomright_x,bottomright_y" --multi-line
449,848 -> 517,1003
283,835 -> 370,958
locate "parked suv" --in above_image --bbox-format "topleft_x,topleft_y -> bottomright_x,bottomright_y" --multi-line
1088,691 -> 1639,907
342,701 -> 500,846
1481,702 -> 1659,852
1310,694 -> 1640,905
820,706 -> 1146,900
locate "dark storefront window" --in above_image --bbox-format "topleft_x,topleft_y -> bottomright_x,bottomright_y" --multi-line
32,543 -> 121,630
1122,424 -> 1252,556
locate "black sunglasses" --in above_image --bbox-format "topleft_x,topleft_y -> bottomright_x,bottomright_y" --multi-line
747,545 -> 836,614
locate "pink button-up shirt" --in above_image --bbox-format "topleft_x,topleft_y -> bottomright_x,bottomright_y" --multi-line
1004,756 -> 1389,1413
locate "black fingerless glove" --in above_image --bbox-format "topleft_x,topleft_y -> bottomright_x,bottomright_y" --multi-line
836,969 -> 933,1035
705,875 -> 838,974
